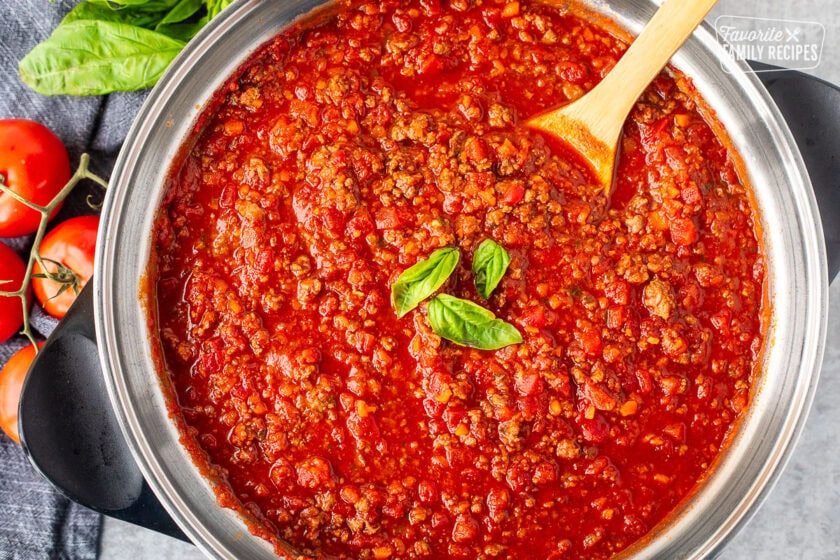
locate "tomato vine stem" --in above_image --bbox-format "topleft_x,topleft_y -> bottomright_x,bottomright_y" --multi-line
0,154 -> 106,350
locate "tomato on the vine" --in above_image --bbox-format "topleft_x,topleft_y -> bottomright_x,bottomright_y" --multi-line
0,242 -> 27,343
32,215 -> 98,319
0,119 -> 70,238
0,342 -> 43,444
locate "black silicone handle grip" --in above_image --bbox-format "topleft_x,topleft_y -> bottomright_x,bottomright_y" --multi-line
752,61 -> 840,282
18,284 -> 188,542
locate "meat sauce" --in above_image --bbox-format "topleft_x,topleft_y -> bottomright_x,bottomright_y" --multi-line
149,1 -> 765,558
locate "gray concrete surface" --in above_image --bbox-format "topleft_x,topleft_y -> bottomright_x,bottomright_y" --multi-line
99,0 -> 840,558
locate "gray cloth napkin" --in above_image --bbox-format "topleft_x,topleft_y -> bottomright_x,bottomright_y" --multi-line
1,1 -> 148,557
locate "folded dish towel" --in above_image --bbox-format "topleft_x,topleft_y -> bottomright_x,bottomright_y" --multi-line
0,1 -> 147,557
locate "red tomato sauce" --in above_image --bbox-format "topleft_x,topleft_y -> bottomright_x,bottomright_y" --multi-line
149,1 -> 765,558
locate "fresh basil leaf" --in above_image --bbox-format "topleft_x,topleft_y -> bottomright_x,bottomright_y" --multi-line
63,1 -> 168,29
92,0 -> 183,9
19,20 -> 186,96
205,0 -> 235,19
473,239 -> 511,299
392,247 -> 460,317
428,294 -> 523,350
157,0 -> 204,26
156,20 -> 206,42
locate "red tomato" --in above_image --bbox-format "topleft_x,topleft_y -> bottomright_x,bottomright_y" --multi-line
0,119 -> 70,237
0,242 -> 27,343
32,215 -> 99,319
0,342 -> 43,444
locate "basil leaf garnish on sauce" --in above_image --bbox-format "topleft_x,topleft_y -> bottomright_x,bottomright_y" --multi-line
392,247 -> 460,317
472,239 -> 511,299
428,294 -> 523,350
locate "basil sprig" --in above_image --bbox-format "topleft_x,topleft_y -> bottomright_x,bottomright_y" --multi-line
391,243 -> 522,351
391,247 -> 460,317
19,0 -> 235,96
473,239 -> 511,299
428,294 -> 523,350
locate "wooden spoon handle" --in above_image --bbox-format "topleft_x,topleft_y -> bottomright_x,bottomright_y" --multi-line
574,0 -> 718,144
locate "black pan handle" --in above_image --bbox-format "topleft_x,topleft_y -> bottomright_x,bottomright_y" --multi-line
16,64 -> 840,544
751,61 -> 840,283
18,284 -> 188,542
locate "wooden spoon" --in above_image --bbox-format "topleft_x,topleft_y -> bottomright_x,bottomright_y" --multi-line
527,0 -> 718,189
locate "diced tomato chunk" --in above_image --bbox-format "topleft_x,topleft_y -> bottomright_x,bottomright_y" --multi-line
520,306 -> 547,328
500,181 -> 525,205
577,413 -> 609,443
375,206 -> 407,229
578,327 -> 602,355
669,217 -> 697,246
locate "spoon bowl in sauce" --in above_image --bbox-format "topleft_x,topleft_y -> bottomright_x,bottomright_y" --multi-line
527,0 -> 719,190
